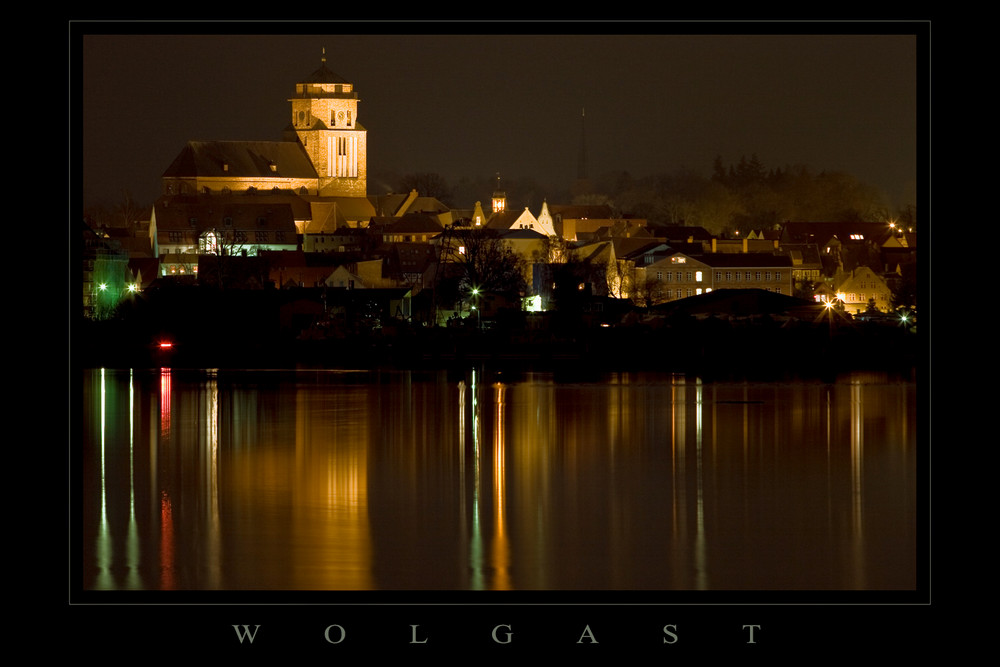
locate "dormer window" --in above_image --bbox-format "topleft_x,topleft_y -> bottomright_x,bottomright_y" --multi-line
222,163 -> 229,172
269,163 -> 277,172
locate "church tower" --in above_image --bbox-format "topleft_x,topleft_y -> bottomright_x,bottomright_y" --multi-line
289,49 -> 367,197
491,172 -> 507,214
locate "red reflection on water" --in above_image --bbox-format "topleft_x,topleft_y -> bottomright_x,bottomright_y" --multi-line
159,369 -> 171,439
160,490 -> 175,590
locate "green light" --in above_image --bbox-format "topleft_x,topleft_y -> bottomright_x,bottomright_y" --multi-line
98,283 -> 108,291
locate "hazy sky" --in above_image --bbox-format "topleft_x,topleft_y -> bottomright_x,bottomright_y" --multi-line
76,24 -> 923,210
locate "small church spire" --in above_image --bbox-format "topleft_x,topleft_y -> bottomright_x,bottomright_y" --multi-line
491,171 -> 506,214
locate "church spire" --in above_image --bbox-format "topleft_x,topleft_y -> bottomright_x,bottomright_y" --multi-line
491,171 -> 506,214
571,108 -> 593,200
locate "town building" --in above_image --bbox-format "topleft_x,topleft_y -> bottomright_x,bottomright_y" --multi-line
149,196 -> 299,277
831,266 -> 894,314
635,252 -> 794,305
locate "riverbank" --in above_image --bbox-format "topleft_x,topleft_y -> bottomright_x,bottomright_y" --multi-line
74,314 -> 920,382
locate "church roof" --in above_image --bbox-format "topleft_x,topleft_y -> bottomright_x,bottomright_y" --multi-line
162,141 -> 318,179
306,62 -> 351,85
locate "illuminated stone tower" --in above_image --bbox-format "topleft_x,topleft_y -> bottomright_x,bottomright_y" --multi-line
491,172 -> 507,214
289,49 -> 367,197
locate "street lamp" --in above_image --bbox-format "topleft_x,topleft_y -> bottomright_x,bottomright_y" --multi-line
470,287 -> 481,330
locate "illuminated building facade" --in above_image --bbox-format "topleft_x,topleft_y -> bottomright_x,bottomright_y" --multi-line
637,252 -> 794,304
287,49 -> 368,198
832,265 -> 893,314
161,50 -> 368,201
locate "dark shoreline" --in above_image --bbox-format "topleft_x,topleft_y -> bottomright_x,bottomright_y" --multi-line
75,317 -> 920,383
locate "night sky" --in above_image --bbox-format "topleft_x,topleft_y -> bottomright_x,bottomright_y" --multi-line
77,25 -> 922,212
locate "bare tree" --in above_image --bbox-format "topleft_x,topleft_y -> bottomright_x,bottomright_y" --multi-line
439,226 -> 527,298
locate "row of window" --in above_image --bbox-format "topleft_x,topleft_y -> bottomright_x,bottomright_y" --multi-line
168,231 -> 289,243
654,270 -> 784,283
659,286 -> 784,299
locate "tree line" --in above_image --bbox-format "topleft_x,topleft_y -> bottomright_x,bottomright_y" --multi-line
375,155 -> 915,237
87,156 -> 916,239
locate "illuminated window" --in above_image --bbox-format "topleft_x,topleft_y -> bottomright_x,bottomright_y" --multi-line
695,271 -> 702,282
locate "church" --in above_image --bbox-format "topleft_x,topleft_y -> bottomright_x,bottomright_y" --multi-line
162,49 -> 368,201
152,50 -> 378,268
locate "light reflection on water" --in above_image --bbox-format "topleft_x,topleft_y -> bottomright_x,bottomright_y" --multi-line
80,367 -> 918,592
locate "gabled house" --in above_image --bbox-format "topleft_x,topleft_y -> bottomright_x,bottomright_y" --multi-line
778,221 -> 893,277
548,203 -> 617,241
381,213 -> 445,244
381,242 -> 438,291
264,250 -> 342,288
485,206 -> 548,235
373,189 -> 453,225
832,265 -> 893,314
302,196 -> 376,244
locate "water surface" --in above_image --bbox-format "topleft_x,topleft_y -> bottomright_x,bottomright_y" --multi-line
80,367 -> 918,592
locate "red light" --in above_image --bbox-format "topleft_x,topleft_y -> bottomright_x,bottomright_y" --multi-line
159,342 -> 173,349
